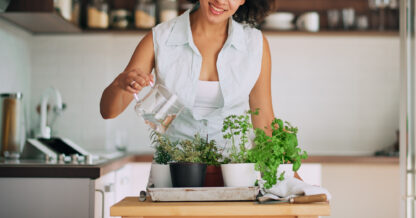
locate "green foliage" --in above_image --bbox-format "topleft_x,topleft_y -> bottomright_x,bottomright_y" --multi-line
198,135 -> 224,166
151,131 -> 223,165
150,131 -> 173,165
222,110 -> 258,163
158,133 -> 222,164
248,118 -> 308,189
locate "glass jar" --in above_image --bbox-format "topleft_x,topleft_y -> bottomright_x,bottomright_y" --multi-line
135,0 -> 156,29
110,9 -> 131,29
87,0 -> 109,29
157,0 -> 178,23
71,0 -> 81,26
0,93 -> 24,159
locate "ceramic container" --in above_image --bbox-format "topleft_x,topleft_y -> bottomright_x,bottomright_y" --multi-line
221,163 -> 260,187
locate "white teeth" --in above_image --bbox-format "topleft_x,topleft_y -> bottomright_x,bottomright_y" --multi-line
211,4 -> 224,12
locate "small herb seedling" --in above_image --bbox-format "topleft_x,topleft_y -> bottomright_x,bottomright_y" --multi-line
222,109 -> 258,163
150,131 -> 173,165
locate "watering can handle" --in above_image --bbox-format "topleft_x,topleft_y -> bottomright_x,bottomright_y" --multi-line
133,81 -> 154,102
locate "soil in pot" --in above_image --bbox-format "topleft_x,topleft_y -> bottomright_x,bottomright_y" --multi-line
170,162 -> 207,187
204,165 -> 224,187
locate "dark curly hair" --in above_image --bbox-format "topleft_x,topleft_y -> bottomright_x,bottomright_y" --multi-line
187,0 -> 273,27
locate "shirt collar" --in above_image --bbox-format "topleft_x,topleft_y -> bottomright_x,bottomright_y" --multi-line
166,8 -> 247,52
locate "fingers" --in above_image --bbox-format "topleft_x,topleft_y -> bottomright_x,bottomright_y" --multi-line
126,85 -> 139,94
116,69 -> 154,94
129,69 -> 153,87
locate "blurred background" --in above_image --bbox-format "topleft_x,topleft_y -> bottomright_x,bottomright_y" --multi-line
0,0 -> 401,218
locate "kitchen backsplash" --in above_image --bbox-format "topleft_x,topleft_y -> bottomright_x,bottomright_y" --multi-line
0,18 -> 32,133
1,17 -> 399,154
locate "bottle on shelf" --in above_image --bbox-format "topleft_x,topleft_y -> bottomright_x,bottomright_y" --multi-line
135,0 -> 156,29
87,0 -> 109,29
157,0 -> 178,23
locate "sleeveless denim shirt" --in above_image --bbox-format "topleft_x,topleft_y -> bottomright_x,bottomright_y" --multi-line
152,8 -> 263,146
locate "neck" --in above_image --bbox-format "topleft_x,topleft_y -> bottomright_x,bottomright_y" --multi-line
190,9 -> 229,37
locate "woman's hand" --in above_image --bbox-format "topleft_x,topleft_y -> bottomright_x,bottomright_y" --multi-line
113,69 -> 154,94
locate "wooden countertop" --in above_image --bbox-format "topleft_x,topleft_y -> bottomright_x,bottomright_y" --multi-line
110,197 -> 330,218
303,155 -> 399,164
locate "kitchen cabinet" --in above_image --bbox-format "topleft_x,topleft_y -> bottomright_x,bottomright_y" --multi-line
0,177 -> 92,218
95,171 -> 116,218
0,0 -> 81,33
94,163 -> 152,218
114,163 -> 151,203
0,155 -> 153,218
115,165 -> 131,203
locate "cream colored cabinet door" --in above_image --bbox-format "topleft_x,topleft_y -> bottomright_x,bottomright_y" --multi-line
127,163 -> 152,196
94,171 -> 116,218
115,164 -> 132,202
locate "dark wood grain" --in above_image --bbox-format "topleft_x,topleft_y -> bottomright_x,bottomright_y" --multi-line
6,0 -> 53,12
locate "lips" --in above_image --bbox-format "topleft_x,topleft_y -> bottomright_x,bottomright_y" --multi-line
209,2 -> 226,15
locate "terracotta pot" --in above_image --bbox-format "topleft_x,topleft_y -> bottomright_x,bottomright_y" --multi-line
204,165 -> 224,187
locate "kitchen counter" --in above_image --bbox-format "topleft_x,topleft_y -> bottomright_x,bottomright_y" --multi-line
0,154 -> 397,179
111,197 -> 330,218
0,154 -> 153,179
303,155 -> 399,164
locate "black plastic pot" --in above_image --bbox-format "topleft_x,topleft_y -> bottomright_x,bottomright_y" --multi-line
169,162 -> 207,187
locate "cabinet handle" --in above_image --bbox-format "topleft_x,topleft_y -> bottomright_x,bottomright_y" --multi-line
95,189 -> 105,218
104,183 -> 114,192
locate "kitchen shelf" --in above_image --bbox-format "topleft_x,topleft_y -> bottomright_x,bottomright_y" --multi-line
79,28 -> 398,37
0,0 -> 398,35
263,30 -> 399,37
0,12 -> 81,34
0,0 -> 81,34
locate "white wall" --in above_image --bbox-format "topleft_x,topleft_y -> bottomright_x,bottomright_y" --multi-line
0,18 -> 32,135
28,33 -> 399,154
268,35 -> 400,155
30,34 -> 153,152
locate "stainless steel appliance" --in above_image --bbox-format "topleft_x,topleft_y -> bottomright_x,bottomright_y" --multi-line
21,137 -> 91,162
0,93 -> 24,159
401,0 -> 416,217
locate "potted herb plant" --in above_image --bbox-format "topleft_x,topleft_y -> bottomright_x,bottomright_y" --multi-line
198,135 -> 224,187
221,111 -> 260,187
149,131 -> 174,187
248,118 -> 308,189
162,134 -> 208,187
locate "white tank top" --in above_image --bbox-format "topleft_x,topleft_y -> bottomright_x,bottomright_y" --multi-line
152,7 -> 263,144
193,80 -> 224,117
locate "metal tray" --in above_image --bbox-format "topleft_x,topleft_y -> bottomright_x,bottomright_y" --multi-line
147,186 -> 260,202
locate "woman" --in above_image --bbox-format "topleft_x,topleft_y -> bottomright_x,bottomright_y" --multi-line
100,0 -> 274,140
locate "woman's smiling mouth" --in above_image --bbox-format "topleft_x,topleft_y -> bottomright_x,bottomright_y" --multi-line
209,2 -> 227,15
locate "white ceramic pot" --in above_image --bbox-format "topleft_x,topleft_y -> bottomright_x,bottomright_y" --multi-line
221,163 -> 260,187
150,163 -> 172,187
277,164 -> 295,179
